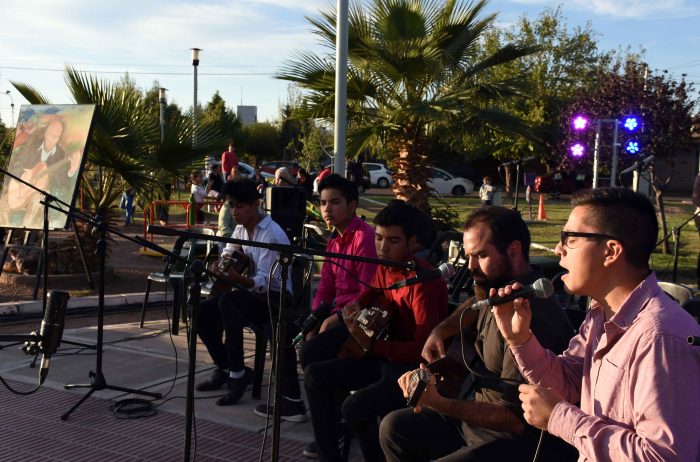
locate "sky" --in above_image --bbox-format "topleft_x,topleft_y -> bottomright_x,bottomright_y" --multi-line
1,0 -> 699,129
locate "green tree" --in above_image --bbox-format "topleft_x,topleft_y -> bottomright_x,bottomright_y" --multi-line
201,91 -> 242,144
560,59 -> 695,253
471,7 -> 607,191
277,0 -> 538,209
11,67 -> 227,214
241,122 -> 282,164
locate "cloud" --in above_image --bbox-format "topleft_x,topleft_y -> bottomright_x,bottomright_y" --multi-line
507,0 -> 699,19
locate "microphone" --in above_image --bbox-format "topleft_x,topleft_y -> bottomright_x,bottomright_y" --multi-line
500,156 -> 536,167
468,278 -> 554,311
619,156 -> 654,176
387,262 -> 456,290
38,290 -> 70,383
292,301 -> 333,345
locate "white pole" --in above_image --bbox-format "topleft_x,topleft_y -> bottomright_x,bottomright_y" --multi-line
592,120 -> 602,189
610,120 -> 619,187
333,0 -> 349,176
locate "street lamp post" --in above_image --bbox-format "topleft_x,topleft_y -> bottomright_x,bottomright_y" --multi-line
159,87 -> 167,143
191,48 -> 201,147
3,90 -> 15,128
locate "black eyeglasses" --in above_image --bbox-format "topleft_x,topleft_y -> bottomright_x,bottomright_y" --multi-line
560,231 -> 622,248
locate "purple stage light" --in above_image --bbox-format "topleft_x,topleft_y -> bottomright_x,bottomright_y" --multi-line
570,143 -> 585,157
572,116 -> 589,131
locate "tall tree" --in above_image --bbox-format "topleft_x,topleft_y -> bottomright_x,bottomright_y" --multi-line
471,7 -> 607,191
277,0 -> 538,209
561,59 -> 695,252
201,91 -> 241,144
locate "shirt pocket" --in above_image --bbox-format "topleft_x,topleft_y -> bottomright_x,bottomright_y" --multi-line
593,357 -> 627,423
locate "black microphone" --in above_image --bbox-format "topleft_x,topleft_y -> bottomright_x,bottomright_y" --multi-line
292,301 -> 333,345
468,278 -> 554,310
38,290 -> 70,383
619,156 -> 654,176
387,262 -> 456,290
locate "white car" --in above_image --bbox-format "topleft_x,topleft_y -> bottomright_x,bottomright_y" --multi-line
363,162 -> 393,188
427,167 -> 474,197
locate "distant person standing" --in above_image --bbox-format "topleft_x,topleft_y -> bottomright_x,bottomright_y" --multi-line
221,143 -> 238,181
120,188 -> 136,226
693,171 -> 700,287
479,176 -> 494,206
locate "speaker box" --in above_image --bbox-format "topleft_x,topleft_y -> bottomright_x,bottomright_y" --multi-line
271,211 -> 305,242
266,186 -> 306,215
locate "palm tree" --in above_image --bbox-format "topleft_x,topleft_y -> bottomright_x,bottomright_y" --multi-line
11,66 -> 226,215
277,0 -> 539,209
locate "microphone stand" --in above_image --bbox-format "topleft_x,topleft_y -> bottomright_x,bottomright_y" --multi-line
146,225 -> 415,462
655,210 -> 700,283
0,167 -> 93,353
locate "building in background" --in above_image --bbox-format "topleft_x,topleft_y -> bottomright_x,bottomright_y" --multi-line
236,106 -> 258,126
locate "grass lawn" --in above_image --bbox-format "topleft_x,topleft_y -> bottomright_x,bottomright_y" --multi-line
358,192 -> 699,289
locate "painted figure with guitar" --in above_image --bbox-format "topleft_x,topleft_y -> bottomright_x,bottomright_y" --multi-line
301,201 -> 448,461
195,179 -> 306,421
1,118 -> 81,229
380,206 -> 577,462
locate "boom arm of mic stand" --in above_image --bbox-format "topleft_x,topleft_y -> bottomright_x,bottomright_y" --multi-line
147,225 -> 415,271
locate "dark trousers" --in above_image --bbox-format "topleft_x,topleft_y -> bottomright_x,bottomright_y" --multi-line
301,324 -> 414,462
196,289 -> 301,399
379,407 -> 578,462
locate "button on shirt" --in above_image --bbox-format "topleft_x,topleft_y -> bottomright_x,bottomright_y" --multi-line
221,214 -> 292,294
313,215 -> 377,314
511,272 -> 700,461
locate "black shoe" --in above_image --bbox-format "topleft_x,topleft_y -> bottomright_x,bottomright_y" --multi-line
253,396 -> 307,423
216,368 -> 254,406
195,368 -> 228,391
303,441 -> 318,459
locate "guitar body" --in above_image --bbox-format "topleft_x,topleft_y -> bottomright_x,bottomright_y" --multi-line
7,163 -> 49,211
208,250 -> 250,294
339,292 -> 396,359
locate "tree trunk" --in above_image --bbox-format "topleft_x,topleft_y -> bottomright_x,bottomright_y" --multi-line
389,142 -> 432,213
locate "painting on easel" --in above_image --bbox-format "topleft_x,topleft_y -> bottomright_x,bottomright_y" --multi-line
0,104 -> 96,230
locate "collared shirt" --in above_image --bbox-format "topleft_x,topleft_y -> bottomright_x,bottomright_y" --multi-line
222,214 -> 292,294
370,255 -> 448,364
511,272 -> 700,461
313,215 -> 377,313
39,143 -> 57,162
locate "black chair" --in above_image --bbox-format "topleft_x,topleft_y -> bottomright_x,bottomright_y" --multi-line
139,236 -> 193,332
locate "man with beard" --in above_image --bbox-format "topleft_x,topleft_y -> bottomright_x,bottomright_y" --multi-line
379,206 -> 576,461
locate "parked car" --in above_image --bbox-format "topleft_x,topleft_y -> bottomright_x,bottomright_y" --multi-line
427,167 -> 474,196
260,161 -> 300,177
363,162 -> 393,188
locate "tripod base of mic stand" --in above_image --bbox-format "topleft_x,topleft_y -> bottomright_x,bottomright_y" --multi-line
61,370 -> 162,420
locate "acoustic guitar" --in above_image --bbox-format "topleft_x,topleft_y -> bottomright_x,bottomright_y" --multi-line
7,156 -> 77,211
338,290 -> 397,359
208,249 -> 251,295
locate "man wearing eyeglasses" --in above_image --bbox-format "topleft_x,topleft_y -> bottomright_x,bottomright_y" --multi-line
492,188 -> 700,461
380,206 -> 576,462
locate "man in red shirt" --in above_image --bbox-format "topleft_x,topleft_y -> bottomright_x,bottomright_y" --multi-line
301,201 -> 449,461
221,143 -> 238,181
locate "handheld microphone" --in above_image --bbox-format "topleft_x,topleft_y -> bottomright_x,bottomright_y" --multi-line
292,302 -> 333,345
619,156 -> 654,176
38,290 -> 70,383
468,278 -> 554,311
388,262 -> 456,290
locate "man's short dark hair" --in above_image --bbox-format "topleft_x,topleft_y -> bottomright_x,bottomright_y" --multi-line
318,173 -> 358,204
374,201 -> 417,240
223,178 -> 260,204
463,206 -> 531,261
571,188 -> 658,268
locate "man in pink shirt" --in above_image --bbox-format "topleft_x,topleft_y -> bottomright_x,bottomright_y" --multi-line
492,188 -> 700,461
306,173 -> 377,335
221,143 -> 238,181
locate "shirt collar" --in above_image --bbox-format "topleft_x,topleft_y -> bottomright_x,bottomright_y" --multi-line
606,271 -> 658,330
330,215 -> 361,240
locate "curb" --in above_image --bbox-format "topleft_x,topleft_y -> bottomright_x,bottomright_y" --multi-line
0,291 -> 173,316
